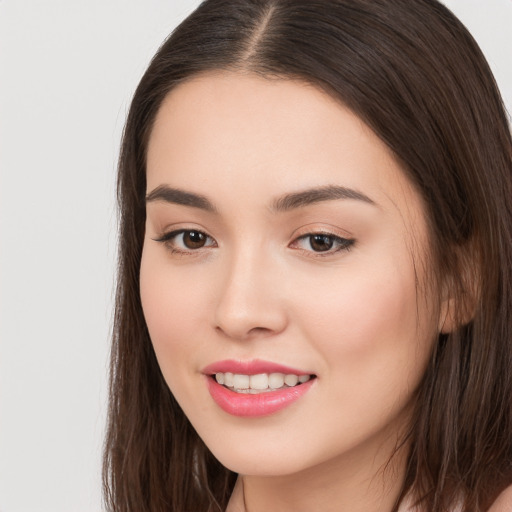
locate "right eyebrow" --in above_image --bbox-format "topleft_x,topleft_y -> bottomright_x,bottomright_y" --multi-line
271,184 -> 377,212
145,185 -> 217,213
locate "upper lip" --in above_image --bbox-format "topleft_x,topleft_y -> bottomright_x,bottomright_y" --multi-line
202,359 -> 313,376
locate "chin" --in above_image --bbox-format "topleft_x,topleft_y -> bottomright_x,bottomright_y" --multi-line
200,430 -> 334,478
214,452 -> 308,477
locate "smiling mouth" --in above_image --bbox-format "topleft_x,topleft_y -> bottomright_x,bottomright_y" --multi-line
211,372 -> 316,394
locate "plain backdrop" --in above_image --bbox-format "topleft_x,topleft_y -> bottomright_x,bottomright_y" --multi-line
0,1 -> 510,511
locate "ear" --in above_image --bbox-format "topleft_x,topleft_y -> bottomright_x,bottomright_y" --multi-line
438,245 -> 479,334
438,295 -> 457,334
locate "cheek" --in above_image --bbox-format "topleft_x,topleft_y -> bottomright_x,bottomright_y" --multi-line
320,272 -> 414,349
139,248 -> 211,385
294,253 -> 436,402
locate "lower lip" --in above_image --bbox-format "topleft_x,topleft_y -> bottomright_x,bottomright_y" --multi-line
206,376 -> 315,417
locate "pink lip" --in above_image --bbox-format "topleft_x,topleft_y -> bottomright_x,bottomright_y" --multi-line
206,377 -> 315,417
202,359 -> 316,417
202,359 -> 312,376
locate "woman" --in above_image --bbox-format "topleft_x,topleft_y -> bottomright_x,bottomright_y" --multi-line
103,1 -> 512,510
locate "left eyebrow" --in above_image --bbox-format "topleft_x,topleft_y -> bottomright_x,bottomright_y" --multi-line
145,185 -> 217,213
271,185 -> 377,212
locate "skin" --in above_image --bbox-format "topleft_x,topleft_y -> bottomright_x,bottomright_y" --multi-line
140,72 -> 450,512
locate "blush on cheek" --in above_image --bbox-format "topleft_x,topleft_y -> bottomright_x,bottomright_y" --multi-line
140,253 -> 214,382
318,276 -> 414,348
140,252 -> 190,333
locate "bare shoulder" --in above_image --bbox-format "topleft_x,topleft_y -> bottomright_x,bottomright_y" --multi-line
489,485 -> 512,512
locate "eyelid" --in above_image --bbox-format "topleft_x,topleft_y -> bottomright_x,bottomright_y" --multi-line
152,227 -> 217,255
151,221 -> 214,242
288,224 -> 355,256
290,234 -> 354,254
289,223 -> 353,241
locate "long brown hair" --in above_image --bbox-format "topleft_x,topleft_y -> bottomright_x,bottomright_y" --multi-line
103,1 -> 512,510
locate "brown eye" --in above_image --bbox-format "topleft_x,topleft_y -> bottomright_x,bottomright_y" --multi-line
183,230 -> 207,249
153,229 -> 216,253
309,234 -> 334,252
291,232 -> 355,255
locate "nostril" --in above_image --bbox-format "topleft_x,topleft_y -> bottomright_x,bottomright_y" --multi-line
214,324 -> 277,341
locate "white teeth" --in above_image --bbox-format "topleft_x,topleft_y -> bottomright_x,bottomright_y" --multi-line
214,372 -> 313,393
224,372 -> 234,387
284,374 -> 299,386
268,372 -> 285,389
233,374 -> 250,389
250,373 -> 269,390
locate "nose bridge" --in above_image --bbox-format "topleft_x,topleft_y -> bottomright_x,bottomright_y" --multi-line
214,239 -> 286,340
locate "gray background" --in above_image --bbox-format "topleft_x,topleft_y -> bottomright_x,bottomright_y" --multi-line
0,1 -> 510,511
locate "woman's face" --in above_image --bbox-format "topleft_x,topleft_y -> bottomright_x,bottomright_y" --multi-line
140,72 -> 444,477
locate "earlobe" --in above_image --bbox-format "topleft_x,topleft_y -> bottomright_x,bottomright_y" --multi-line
438,296 -> 457,334
437,239 -> 480,334
438,276 -> 479,334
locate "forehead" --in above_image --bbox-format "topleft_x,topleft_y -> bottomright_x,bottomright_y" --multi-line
146,71 -> 426,231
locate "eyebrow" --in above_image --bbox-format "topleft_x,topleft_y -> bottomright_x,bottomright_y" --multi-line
145,183 -> 377,213
271,185 -> 377,211
145,185 -> 217,213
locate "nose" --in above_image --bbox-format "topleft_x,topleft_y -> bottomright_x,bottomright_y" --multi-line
213,248 -> 288,341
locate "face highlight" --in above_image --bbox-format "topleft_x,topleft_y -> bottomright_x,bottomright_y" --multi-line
140,72 -> 442,483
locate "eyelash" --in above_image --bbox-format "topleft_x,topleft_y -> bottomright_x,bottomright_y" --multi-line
153,229 -> 355,257
291,232 -> 355,256
152,229 -> 217,255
